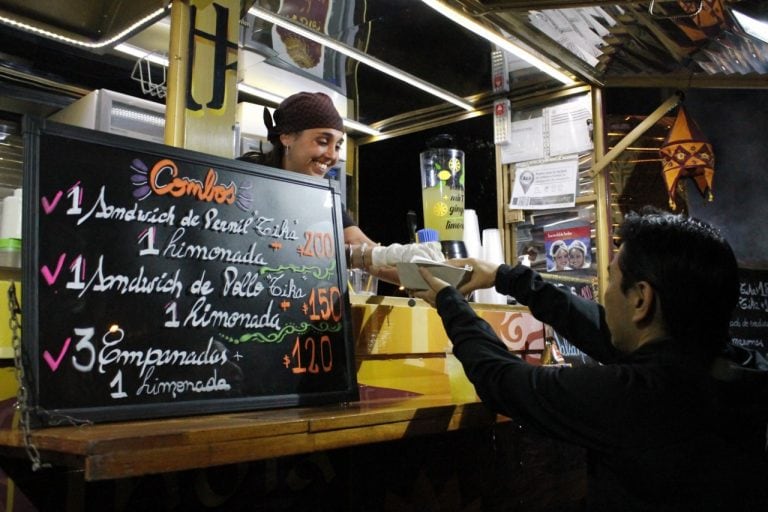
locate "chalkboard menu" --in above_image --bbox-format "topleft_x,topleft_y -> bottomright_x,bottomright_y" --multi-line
730,267 -> 768,359
22,119 -> 358,426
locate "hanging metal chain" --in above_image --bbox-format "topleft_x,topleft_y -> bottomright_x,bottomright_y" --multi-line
8,281 -> 50,471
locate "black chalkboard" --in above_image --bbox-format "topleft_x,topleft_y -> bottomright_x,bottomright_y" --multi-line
21,118 -> 358,426
730,267 -> 768,360
540,273 -> 597,366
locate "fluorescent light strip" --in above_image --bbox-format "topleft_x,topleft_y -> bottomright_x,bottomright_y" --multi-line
237,83 -> 382,136
111,47 -> 381,135
115,43 -> 170,67
248,6 -> 474,111
733,10 -> 768,44
421,0 -> 575,85
342,118 -> 381,136
0,8 -> 168,49
236,83 -> 285,104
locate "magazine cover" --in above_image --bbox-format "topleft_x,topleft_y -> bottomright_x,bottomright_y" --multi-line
544,225 -> 591,272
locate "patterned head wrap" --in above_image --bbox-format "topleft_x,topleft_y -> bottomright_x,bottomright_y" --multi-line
263,92 -> 344,144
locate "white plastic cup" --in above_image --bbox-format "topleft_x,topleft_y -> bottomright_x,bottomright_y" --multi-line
463,209 -> 482,259
0,189 -> 22,240
475,229 -> 508,305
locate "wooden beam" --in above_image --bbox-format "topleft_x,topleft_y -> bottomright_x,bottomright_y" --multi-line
590,93 -> 680,177
591,88 -> 610,304
603,73 -> 768,89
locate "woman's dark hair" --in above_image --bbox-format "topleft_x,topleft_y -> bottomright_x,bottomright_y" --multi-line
238,146 -> 283,169
616,207 -> 738,357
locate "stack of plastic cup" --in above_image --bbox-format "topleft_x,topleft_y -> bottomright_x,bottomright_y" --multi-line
0,188 -> 21,269
462,209 -> 481,259
0,188 -> 22,240
474,228 -> 508,305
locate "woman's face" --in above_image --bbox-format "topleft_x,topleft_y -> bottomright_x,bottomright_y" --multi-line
569,248 -> 585,269
554,248 -> 569,270
280,128 -> 345,178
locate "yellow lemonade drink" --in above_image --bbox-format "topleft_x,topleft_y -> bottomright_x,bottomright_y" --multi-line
420,149 -> 465,241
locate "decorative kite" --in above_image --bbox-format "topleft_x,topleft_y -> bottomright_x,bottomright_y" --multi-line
670,0 -> 728,43
659,105 -> 715,209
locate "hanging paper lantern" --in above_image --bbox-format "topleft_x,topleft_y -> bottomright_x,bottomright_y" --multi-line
672,0 -> 728,42
659,105 -> 715,209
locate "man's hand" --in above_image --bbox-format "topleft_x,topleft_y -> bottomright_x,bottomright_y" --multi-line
446,258 -> 500,296
412,267 -> 451,307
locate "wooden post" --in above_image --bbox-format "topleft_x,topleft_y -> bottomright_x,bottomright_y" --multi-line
164,0 -> 240,158
590,93 -> 680,178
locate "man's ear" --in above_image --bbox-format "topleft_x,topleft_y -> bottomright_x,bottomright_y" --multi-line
631,281 -> 656,323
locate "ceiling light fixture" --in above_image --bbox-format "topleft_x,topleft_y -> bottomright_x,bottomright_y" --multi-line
112,44 -> 381,136
421,0 -> 576,85
237,83 -> 381,136
341,118 -> 382,137
247,6 -> 474,112
0,8 -> 168,49
114,43 -> 170,67
236,83 -> 285,105
732,9 -> 768,44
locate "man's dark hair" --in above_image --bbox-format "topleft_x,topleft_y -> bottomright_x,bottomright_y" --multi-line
616,206 -> 738,358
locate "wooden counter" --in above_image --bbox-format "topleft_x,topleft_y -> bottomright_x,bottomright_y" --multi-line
0,395 -> 500,482
0,297 -> 587,511
0,296 -> 544,483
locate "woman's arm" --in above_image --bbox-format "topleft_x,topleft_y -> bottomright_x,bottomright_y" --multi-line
343,226 -> 401,285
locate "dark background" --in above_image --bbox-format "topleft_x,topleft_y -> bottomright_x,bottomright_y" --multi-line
357,116 -> 496,295
358,115 -> 496,245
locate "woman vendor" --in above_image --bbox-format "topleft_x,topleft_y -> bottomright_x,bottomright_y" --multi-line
239,91 -> 443,281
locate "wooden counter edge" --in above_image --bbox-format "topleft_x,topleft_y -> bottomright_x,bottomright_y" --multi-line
83,399 -> 502,480
0,397 -> 504,481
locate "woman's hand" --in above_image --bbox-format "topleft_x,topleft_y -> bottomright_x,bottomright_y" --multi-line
369,265 -> 400,285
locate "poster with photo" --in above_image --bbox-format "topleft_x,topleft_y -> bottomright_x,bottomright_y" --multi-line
544,225 -> 592,272
242,1 -> 353,91
509,157 -> 578,210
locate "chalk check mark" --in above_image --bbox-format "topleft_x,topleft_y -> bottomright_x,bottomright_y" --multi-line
43,337 -> 71,372
41,191 -> 63,214
40,253 -> 66,285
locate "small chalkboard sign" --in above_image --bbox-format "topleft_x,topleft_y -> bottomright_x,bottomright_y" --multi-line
540,273 -> 597,366
730,267 -> 768,360
22,118 -> 358,426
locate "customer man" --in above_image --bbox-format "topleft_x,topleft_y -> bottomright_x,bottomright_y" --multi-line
414,208 -> 768,511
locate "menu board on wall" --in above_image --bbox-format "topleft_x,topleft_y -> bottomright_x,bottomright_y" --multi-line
22,119 -> 357,426
730,267 -> 768,359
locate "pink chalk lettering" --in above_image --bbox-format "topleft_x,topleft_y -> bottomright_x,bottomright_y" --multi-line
43,337 -> 71,372
40,253 -> 67,285
40,190 -> 63,214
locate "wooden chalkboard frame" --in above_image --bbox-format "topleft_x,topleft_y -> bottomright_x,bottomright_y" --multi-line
22,117 -> 358,427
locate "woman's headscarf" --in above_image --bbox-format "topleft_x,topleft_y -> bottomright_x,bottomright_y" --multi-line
263,92 -> 344,144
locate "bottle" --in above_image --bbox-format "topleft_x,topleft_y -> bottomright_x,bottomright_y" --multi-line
541,326 -> 569,366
